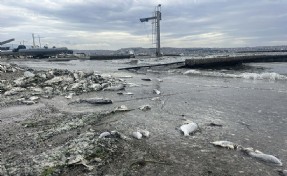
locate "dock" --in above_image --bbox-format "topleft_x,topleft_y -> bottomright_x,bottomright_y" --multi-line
185,53 -> 287,68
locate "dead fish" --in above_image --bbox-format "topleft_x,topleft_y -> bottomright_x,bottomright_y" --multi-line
278,170 -> 287,176
65,93 -> 74,99
99,131 -> 111,138
211,141 -> 238,150
180,122 -> 198,136
241,148 -> 283,166
208,122 -> 223,127
103,84 -> 125,91
79,98 -> 112,105
132,131 -> 142,139
29,96 -> 39,101
117,92 -> 134,95
139,105 -> 151,111
114,105 -> 131,112
111,131 -> 131,140
21,100 -> 36,105
139,129 -> 150,138
153,89 -> 161,95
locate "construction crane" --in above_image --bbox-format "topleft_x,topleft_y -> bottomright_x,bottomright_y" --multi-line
140,4 -> 162,57
0,38 -> 15,45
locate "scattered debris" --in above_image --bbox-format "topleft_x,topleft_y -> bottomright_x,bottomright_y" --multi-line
151,97 -> 160,101
180,122 -> 198,136
208,122 -> 223,127
153,89 -> 161,95
139,105 -> 151,111
238,121 -> 253,132
142,78 -> 152,81
211,141 -> 238,150
241,147 -> 283,166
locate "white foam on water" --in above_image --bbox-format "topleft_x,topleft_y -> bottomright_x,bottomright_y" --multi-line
184,69 -> 287,81
239,72 -> 287,81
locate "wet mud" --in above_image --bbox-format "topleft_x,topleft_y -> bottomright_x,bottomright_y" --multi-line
0,62 -> 286,175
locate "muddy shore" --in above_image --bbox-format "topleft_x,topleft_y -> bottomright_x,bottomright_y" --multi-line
1,60 -> 286,176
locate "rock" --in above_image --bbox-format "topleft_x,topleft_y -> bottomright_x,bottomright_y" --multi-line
180,122 -> 198,136
44,76 -> 63,85
139,105 -> 151,111
241,148 -> 283,166
211,141 -> 238,150
24,71 -> 35,78
132,131 -> 142,139
4,87 -> 26,96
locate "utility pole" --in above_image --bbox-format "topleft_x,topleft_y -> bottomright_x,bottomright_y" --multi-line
32,33 -> 36,48
140,4 -> 162,57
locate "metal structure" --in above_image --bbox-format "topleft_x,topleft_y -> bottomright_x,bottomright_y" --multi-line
140,4 -> 162,57
0,38 -> 15,45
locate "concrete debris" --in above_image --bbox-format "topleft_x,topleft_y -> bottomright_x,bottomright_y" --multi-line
153,89 -> 161,95
211,141 -> 238,150
180,122 -> 198,136
241,147 -> 283,166
0,63 -> 19,73
0,65 -> 122,99
139,105 -> 151,111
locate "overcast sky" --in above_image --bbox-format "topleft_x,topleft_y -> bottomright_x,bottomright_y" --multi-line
1,0 -> 286,50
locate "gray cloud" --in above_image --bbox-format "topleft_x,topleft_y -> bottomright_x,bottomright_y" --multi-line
0,0 -> 286,49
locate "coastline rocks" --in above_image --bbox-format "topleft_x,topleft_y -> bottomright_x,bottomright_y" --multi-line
1,66 -> 124,99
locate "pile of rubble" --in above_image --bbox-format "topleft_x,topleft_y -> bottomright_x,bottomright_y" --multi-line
0,63 -> 124,101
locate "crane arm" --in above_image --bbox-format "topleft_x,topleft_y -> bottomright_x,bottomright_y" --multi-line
140,16 -> 157,22
0,38 -> 15,45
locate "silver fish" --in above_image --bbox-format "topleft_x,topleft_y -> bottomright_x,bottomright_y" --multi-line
180,122 -> 198,136
242,148 -> 283,166
211,141 -> 237,150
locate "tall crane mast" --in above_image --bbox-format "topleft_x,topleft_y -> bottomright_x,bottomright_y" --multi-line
140,4 -> 162,57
